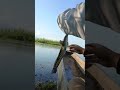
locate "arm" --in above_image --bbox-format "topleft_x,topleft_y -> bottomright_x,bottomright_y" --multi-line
69,43 -> 120,74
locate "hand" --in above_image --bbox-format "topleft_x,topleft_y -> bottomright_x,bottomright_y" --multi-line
85,43 -> 120,70
68,44 -> 85,54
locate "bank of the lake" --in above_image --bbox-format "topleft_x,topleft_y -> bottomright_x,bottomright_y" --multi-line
0,28 -> 35,46
0,39 -> 34,47
35,38 -> 61,46
0,28 -> 34,43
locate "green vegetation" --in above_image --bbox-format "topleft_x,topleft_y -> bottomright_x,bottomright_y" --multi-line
35,38 -> 61,46
0,28 -> 34,43
0,28 -> 61,46
35,81 -> 57,90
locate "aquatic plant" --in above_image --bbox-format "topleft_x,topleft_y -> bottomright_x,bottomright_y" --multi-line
0,28 -> 34,43
35,81 -> 57,90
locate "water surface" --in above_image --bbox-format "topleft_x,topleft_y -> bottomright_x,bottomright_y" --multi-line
35,44 -> 60,83
0,42 -> 34,90
35,43 -> 85,83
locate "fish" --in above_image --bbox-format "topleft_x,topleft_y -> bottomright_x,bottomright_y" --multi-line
52,34 -> 68,73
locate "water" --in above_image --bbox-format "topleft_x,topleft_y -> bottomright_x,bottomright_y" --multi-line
35,44 -> 60,83
35,43 -> 85,83
0,42 -> 34,90
0,42 -> 84,89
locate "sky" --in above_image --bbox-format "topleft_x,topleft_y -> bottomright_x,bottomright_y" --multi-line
0,0 -> 34,31
35,0 -> 85,48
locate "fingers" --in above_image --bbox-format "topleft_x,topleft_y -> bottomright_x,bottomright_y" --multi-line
84,43 -> 104,69
69,48 -> 76,52
68,45 -> 76,52
84,43 -> 105,56
84,46 -> 95,55
68,44 -> 79,48
85,54 -> 99,63
85,56 -> 101,69
68,44 -> 85,54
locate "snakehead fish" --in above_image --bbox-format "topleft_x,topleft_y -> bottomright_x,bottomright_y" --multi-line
52,34 -> 68,73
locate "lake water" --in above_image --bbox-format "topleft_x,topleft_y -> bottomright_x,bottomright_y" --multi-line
35,44 -> 60,83
0,42 -> 84,89
0,42 -> 34,90
35,43 -> 85,83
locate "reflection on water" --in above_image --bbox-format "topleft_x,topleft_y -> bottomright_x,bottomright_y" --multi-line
0,42 -> 85,88
0,42 -> 34,90
35,43 -> 60,83
35,43 -> 85,83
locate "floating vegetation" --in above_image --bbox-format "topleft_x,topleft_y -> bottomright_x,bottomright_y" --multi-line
35,81 -> 57,90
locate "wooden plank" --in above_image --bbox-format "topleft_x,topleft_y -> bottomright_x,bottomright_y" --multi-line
87,64 -> 120,90
71,53 -> 85,74
57,59 -> 68,90
57,54 -> 85,90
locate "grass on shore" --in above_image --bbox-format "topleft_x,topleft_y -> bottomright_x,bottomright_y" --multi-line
0,28 -> 60,46
0,28 -> 34,43
35,38 -> 61,46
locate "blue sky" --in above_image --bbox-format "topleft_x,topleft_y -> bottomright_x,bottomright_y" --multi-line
35,0 -> 85,48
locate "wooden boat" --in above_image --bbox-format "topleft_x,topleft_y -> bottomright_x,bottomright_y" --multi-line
57,53 -> 85,90
56,52 -> 120,90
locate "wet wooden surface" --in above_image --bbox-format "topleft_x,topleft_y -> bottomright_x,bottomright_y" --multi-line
57,53 -> 85,90
87,64 -> 120,90
57,53 -> 120,90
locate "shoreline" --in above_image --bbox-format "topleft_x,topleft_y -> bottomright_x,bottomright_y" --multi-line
0,39 -> 61,47
0,39 -> 34,47
35,38 -> 61,46
35,42 -> 61,48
